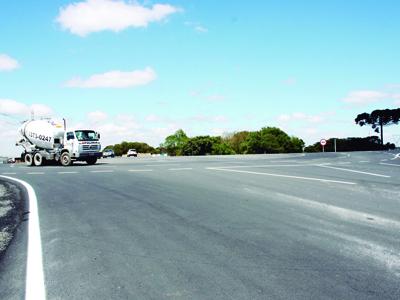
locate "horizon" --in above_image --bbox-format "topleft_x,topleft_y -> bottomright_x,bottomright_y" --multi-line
1,0 -> 400,156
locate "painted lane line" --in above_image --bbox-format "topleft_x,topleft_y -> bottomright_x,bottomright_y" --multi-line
319,165 -> 390,178
359,161 -> 370,163
57,171 -> 78,174
2,172 -> 17,175
0,176 -> 46,300
27,172 -> 45,175
144,164 -> 181,167
90,170 -> 114,173
168,168 -> 193,171
128,169 -> 153,172
380,162 -> 400,167
207,167 -> 356,185
381,159 -> 388,162
210,164 -> 316,169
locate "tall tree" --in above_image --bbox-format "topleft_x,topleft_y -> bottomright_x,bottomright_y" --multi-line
161,129 -> 189,156
355,108 -> 400,144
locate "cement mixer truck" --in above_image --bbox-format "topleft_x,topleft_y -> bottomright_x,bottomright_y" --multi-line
16,119 -> 102,166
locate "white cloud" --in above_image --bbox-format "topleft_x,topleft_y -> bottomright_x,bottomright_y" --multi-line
190,114 -> 228,123
56,0 -> 179,36
0,99 -> 53,118
342,90 -> 387,105
206,94 -> 225,102
145,114 -> 171,122
64,67 -> 156,88
87,111 -> 108,123
282,77 -> 296,85
0,99 -> 29,116
277,112 -> 326,124
30,104 -> 54,117
0,54 -> 19,71
194,26 -> 208,33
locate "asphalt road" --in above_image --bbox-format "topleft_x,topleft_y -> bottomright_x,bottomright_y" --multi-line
0,151 -> 399,299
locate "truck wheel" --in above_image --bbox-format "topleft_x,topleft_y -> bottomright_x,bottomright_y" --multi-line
86,157 -> 97,165
25,153 -> 34,166
34,153 -> 44,166
60,152 -> 72,166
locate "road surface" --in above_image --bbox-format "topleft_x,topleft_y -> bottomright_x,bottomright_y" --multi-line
0,151 -> 399,299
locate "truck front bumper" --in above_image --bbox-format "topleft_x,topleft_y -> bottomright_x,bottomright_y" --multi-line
74,152 -> 102,160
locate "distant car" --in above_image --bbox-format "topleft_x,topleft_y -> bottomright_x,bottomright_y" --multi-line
102,149 -> 115,158
127,149 -> 137,157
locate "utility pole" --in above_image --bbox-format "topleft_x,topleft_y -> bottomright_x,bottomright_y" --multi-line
334,138 -> 337,152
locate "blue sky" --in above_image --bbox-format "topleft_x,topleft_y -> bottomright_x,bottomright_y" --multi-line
1,0 -> 400,156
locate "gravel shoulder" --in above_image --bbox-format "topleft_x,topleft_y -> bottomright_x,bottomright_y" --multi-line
0,181 -> 25,260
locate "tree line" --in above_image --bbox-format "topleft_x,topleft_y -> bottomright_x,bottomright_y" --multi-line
104,141 -> 156,156
304,136 -> 395,153
104,107 -> 399,156
160,127 -> 305,156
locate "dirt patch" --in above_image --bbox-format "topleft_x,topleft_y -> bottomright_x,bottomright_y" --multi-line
0,182 -> 25,258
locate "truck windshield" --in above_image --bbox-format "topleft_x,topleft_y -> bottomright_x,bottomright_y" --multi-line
75,130 -> 98,141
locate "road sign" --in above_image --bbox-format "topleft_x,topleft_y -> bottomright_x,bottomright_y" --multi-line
320,139 -> 327,152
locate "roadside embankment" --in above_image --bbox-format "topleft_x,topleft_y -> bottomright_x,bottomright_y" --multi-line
0,180 -> 25,259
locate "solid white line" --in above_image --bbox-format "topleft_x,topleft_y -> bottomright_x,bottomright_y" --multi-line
0,175 -> 46,300
144,164 -> 181,167
210,164 -> 315,169
207,168 -> 356,185
319,165 -> 390,178
57,171 -> 78,174
27,172 -> 45,175
168,168 -> 193,171
359,161 -> 370,163
2,172 -> 17,175
380,162 -> 400,167
128,169 -> 153,172
90,170 -> 114,173
381,159 -> 388,162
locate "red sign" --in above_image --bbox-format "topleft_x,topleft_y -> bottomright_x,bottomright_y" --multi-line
320,139 -> 327,146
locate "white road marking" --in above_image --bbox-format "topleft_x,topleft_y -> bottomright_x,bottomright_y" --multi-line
90,170 -> 114,173
27,172 -> 45,175
211,164 -> 315,169
359,161 -> 370,163
2,172 -> 17,175
128,169 -> 153,172
168,168 -> 193,171
58,171 -> 78,174
380,162 -> 400,167
275,192 -> 400,229
319,165 -> 390,178
0,176 -> 46,300
381,159 -> 388,162
207,167 -> 356,185
144,164 -> 181,167
392,153 -> 400,160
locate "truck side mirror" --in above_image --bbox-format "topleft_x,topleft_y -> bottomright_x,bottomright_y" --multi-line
97,133 -> 101,139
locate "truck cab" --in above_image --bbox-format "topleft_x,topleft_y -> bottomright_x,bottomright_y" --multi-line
61,130 -> 102,166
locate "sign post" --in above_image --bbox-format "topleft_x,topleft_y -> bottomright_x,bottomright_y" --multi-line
320,139 -> 327,152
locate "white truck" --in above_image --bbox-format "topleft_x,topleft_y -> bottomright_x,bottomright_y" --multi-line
16,119 -> 102,166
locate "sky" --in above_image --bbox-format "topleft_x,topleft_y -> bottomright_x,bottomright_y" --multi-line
1,0 -> 400,156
